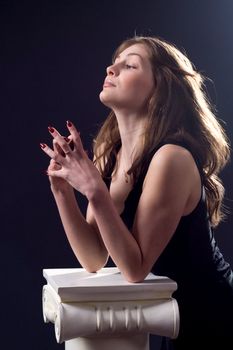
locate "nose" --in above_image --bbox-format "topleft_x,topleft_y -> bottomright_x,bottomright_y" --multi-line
106,64 -> 116,76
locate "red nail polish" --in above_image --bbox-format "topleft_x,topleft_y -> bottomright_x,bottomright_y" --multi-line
40,143 -> 46,149
66,120 -> 72,127
48,126 -> 55,133
64,137 -> 70,142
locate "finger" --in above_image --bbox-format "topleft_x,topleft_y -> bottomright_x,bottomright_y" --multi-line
40,143 -> 63,163
52,137 -> 70,144
46,168 -> 63,178
64,136 -> 74,150
48,126 -> 72,155
53,139 -> 66,157
48,126 -> 62,137
48,159 -> 62,171
66,120 -> 84,152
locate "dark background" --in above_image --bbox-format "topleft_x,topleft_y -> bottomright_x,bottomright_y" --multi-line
1,1 -> 232,349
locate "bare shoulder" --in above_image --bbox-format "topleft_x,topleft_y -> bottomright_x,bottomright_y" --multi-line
142,143 -> 201,215
153,143 -> 196,166
144,144 -> 199,185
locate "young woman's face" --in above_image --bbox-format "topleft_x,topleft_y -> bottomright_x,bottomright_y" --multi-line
99,44 -> 155,113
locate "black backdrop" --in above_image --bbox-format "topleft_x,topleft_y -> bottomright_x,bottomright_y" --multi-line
1,1 -> 233,349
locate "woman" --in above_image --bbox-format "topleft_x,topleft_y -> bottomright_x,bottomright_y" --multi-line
40,36 -> 233,348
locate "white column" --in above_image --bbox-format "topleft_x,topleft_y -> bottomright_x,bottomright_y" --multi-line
42,267 -> 179,350
65,334 -> 149,350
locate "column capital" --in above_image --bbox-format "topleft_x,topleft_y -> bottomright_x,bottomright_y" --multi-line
42,267 -> 179,343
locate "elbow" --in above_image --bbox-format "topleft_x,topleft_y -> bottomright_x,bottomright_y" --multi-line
82,263 -> 103,274
122,269 -> 148,284
78,254 -> 109,274
122,256 -> 150,283
84,267 -> 99,274
126,277 -> 144,283
126,276 -> 146,284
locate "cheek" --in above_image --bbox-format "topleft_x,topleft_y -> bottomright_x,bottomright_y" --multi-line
126,72 -> 153,89
125,77 -> 154,101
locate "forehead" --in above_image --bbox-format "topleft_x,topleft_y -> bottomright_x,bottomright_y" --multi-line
116,43 -> 150,61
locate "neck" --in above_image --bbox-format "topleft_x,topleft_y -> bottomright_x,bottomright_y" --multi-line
114,110 -> 147,167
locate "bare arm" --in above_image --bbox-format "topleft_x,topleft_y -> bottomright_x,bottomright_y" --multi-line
51,186 -> 108,272
87,145 -> 201,282
42,130 -> 108,272
41,122 -> 200,282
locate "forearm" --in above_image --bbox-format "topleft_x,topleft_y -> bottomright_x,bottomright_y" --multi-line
89,187 -> 143,282
51,187 -> 108,271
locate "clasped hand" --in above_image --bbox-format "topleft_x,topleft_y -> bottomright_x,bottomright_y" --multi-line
40,120 -> 104,199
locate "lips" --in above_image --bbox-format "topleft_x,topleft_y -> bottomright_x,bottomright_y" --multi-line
103,78 -> 116,87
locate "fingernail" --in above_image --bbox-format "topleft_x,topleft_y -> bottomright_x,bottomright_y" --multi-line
66,120 -> 72,127
64,137 -> 70,142
48,126 -> 55,133
40,143 -> 46,149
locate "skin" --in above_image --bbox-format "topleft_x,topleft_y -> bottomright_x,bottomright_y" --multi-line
41,44 -> 201,282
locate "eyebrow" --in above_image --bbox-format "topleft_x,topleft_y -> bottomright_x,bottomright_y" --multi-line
115,53 -> 144,60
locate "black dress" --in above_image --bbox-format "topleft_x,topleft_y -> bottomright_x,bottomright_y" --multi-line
104,143 -> 233,349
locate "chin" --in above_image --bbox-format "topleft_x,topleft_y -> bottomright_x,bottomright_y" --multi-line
99,91 -> 113,108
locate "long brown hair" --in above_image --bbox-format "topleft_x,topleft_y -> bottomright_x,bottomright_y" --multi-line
94,36 -> 230,227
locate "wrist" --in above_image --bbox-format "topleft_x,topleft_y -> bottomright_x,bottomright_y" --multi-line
86,181 -> 108,203
50,183 -> 74,196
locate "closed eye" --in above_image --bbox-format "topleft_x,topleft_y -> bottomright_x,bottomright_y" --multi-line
125,64 -> 137,69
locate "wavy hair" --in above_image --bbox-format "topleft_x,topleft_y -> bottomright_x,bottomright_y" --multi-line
93,36 -> 230,227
